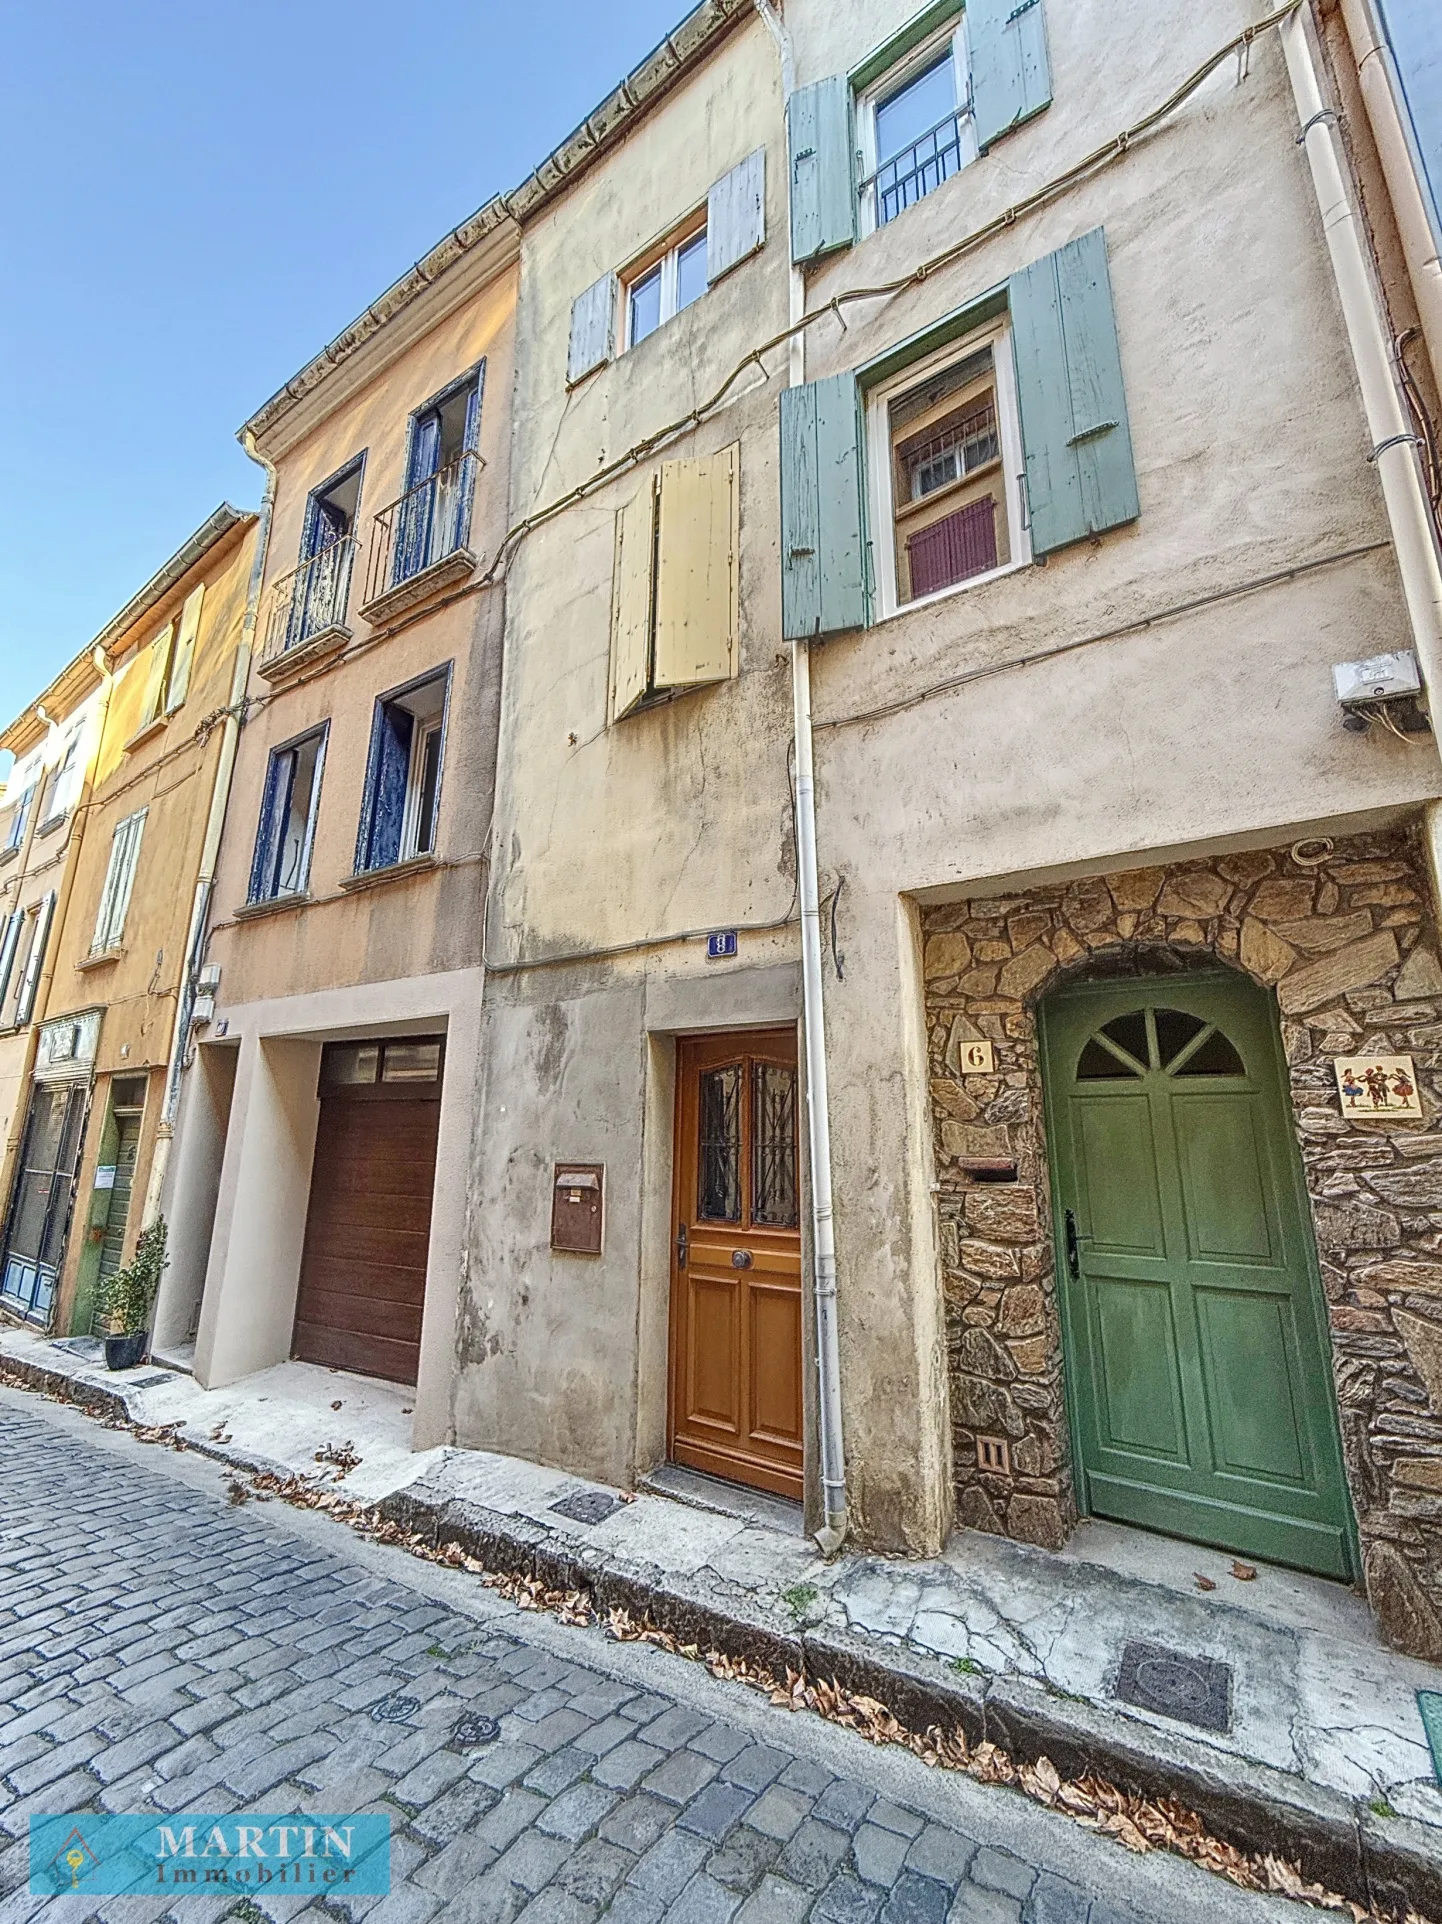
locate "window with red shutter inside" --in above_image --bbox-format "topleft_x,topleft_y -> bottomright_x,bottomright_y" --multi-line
906,497 -> 998,597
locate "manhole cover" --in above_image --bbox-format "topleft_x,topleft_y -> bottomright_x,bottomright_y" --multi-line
369,1694 -> 420,1725
549,1488 -> 622,1526
1114,1641 -> 1232,1733
449,1712 -> 501,1751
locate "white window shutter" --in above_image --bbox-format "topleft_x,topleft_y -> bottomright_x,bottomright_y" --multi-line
568,273 -> 617,385
653,445 -> 739,691
707,149 -> 766,283
14,893 -> 55,1026
138,623 -> 174,727
0,911 -> 23,1011
93,810 -> 146,953
610,485 -> 656,722
166,583 -> 205,712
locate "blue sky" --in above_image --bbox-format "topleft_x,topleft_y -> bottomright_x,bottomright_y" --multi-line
0,0 -> 690,732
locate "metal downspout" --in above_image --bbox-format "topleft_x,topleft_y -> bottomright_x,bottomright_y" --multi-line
1281,6 -> 1442,930
754,0 -> 849,1556
142,437 -> 276,1229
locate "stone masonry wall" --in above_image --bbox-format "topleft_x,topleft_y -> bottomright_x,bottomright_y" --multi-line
920,822 -> 1442,1660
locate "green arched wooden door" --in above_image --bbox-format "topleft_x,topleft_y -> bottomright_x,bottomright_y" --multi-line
1039,969 -> 1357,1579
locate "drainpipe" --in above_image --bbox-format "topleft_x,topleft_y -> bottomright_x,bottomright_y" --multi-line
141,438 -> 276,1230
1282,8 -> 1442,930
754,0 -> 849,1556
1334,0 -> 1442,387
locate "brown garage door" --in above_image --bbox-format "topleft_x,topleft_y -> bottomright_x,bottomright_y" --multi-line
291,1037 -> 444,1384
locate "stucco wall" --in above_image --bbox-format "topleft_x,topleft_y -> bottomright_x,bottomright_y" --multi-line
919,822 -> 1442,1659
208,266 -> 517,1012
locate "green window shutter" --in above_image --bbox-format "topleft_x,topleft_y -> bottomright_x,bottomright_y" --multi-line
780,374 -> 867,640
787,78 -> 855,263
1009,226 -> 1139,557
970,0 -> 1053,151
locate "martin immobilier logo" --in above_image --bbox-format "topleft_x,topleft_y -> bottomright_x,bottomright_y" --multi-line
29,1813 -> 391,1896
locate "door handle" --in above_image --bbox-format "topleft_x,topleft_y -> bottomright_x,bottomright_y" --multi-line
676,1223 -> 688,1269
1064,1209 -> 1082,1282
731,1249 -> 753,1269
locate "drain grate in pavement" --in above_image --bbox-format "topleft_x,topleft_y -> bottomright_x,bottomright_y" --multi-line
449,1711 -> 501,1750
1114,1640 -> 1233,1733
549,1487 -> 623,1525
370,1693 -> 420,1725
124,1373 -> 174,1388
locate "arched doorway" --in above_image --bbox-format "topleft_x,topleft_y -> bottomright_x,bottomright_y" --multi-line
1038,965 -> 1358,1580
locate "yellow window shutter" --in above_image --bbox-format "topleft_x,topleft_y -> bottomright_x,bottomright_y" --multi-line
139,622 -> 174,726
610,483 -> 656,722
653,444 -> 738,692
166,583 -> 205,712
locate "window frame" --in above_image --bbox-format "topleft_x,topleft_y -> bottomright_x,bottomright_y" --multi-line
621,211 -> 710,352
300,452 -> 367,563
354,666 -> 452,876
36,732 -> 82,834
91,808 -> 148,956
248,724 -> 328,905
864,317 -> 1031,620
3,782 -> 36,855
856,17 -> 977,238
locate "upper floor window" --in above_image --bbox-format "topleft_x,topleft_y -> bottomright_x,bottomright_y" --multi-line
92,809 -> 147,955
867,326 -> 1029,611
384,370 -> 484,592
355,669 -> 449,874
2,782 -> 36,856
249,727 -> 326,904
298,460 -> 363,642
859,24 -> 975,232
625,217 -> 709,349
0,893 -> 55,1029
135,582 -> 206,735
37,729 -> 83,831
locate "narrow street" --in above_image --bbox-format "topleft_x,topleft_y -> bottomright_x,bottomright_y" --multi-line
0,1388 -> 1303,1924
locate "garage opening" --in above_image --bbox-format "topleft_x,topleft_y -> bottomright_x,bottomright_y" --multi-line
291,1035 -> 443,1384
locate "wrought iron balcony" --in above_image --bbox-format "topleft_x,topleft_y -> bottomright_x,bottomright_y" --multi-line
363,450 -> 481,618
868,109 -> 965,227
262,536 -> 357,671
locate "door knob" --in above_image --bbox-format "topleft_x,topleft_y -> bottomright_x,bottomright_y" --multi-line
731,1249 -> 753,1269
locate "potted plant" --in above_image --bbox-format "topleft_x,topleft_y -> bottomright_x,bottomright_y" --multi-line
99,1217 -> 167,1371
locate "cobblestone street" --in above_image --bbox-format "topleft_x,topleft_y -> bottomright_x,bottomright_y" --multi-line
0,1389 -> 1301,1924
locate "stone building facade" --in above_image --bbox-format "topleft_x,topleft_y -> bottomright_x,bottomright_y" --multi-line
923,822 -> 1442,1657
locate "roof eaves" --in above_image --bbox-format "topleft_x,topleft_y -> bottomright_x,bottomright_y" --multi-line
240,0 -> 752,446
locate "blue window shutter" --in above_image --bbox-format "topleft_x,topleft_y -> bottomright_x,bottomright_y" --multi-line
780,374 -> 867,640
1009,226 -> 1139,557
250,752 -> 287,901
788,78 -> 855,263
357,703 -> 412,872
970,0 -> 1052,151
708,149 -> 767,282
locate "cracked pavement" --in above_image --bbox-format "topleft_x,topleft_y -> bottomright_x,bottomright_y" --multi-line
0,1386 -> 1308,1924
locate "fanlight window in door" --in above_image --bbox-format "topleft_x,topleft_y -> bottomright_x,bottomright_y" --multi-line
1076,1007 -> 1246,1081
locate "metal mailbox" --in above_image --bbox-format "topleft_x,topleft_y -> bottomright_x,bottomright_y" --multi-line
551,1163 -> 604,1254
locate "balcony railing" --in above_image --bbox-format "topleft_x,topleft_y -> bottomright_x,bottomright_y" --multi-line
263,535 -> 357,665
364,450 -> 481,608
868,109 -> 965,227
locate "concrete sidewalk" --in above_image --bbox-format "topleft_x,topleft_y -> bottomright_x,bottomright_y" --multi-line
3,1325 -> 1440,1919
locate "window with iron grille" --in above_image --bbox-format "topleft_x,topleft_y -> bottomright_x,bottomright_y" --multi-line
857,22 -> 976,235
865,327 -> 1031,614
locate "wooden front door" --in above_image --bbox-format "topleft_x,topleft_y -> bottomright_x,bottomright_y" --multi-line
291,1037 -> 443,1385
1040,971 -> 1356,1579
670,1031 -> 804,1500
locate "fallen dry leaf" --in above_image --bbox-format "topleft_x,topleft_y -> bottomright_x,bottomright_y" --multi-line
1231,1561 -> 1257,1581
1194,1573 -> 1217,1591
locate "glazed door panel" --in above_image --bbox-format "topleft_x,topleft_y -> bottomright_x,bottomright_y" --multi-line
1041,973 -> 1356,1579
671,1031 -> 803,1499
